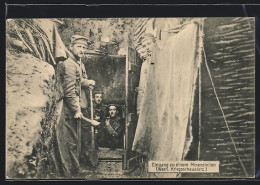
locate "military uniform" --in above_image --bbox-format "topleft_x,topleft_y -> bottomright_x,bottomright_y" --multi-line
92,102 -> 107,122
91,102 -> 107,148
100,115 -> 124,149
56,51 -> 91,176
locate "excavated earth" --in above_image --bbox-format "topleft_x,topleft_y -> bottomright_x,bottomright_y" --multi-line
6,50 -> 55,179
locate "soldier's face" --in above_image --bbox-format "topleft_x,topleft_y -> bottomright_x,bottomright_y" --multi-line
142,38 -> 155,57
70,43 -> 87,58
94,94 -> 103,104
139,48 -> 148,61
109,106 -> 117,118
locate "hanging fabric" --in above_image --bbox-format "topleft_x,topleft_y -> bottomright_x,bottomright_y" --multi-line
136,59 -> 149,115
132,23 -> 202,177
13,19 -> 69,66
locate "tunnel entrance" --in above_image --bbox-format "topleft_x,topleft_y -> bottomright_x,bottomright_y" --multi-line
82,48 -> 142,175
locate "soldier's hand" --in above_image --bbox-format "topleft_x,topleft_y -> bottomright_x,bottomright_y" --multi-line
91,120 -> 100,126
94,115 -> 100,121
89,85 -> 94,90
81,79 -> 89,87
74,112 -> 83,119
105,118 -> 110,126
88,79 -> 95,87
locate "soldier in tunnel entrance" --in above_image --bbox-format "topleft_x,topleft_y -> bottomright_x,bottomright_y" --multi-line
92,90 -> 106,122
82,89 -> 107,151
99,104 -> 125,149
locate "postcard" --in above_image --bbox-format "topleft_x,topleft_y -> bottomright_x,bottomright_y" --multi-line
6,17 -> 255,179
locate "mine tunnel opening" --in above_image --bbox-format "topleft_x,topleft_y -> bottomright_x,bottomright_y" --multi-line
75,51 -> 143,176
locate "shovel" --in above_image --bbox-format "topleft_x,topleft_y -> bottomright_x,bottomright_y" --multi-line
89,87 -> 98,167
76,116 -> 100,159
76,118 -> 81,159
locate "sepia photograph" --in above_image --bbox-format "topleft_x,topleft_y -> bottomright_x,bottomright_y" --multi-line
5,17 -> 255,179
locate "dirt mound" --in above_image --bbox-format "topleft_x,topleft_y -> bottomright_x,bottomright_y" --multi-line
6,50 -> 55,178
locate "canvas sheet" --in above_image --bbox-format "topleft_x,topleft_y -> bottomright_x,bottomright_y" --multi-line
132,23 -> 201,163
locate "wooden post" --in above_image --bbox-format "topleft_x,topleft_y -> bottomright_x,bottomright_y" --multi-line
123,47 -> 129,170
198,66 -> 202,161
90,88 -> 95,150
198,19 -> 204,161
76,119 -> 81,158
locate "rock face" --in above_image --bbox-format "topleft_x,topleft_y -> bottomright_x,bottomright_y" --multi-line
6,50 -> 56,178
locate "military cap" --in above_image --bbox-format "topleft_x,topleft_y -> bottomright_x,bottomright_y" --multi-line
70,35 -> 90,46
93,89 -> 103,95
107,104 -> 118,109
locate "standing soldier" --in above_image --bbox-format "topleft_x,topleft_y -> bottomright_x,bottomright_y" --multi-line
56,35 -> 98,177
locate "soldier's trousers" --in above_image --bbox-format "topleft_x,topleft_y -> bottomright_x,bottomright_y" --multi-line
63,117 -> 81,174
